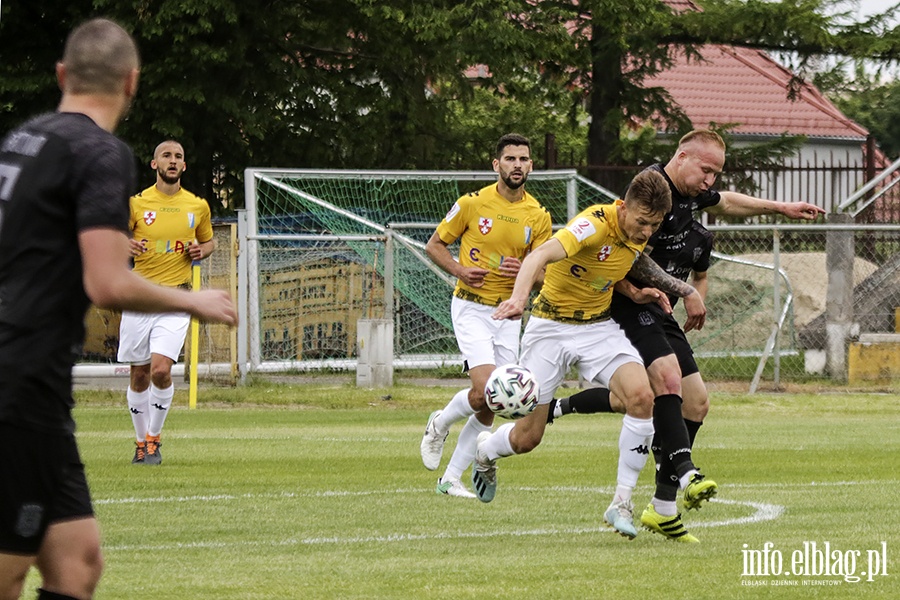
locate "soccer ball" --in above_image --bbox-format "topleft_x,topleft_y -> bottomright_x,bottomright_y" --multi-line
484,363 -> 540,420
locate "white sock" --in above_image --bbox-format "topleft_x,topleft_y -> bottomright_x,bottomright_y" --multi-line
433,388 -> 474,433
147,383 -> 174,437
614,485 -> 633,504
480,422 -> 516,461
679,468 -> 700,489
651,498 -> 678,516
616,415 -> 654,491
443,415 -> 491,481
127,387 -> 150,441
552,400 -> 563,419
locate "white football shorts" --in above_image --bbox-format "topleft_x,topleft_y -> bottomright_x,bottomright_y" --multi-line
451,296 -> 519,370
519,315 -> 643,405
117,310 -> 191,365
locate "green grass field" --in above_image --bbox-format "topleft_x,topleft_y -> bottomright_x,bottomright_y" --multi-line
25,380 -> 899,599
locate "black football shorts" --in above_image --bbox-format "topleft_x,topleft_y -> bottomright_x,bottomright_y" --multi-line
0,423 -> 94,554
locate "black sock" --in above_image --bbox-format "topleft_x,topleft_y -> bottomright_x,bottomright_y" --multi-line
565,387 -> 612,414
652,431 -> 677,497
654,473 -> 680,502
653,394 -> 694,478
685,418 -> 702,447
38,590 -> 80,600
651,434 -> 662,465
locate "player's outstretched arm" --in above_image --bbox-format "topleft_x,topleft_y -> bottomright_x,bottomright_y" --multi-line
79,228 -> 237,326
691,269 -> 709,301
711,192 -> 825,221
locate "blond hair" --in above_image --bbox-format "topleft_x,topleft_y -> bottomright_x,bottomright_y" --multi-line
677,129 -> 725,152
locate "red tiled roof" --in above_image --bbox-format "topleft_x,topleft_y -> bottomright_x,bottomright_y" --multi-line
653,0 -> 867,140
664,0 -> 702,14
649,44 -> 868,140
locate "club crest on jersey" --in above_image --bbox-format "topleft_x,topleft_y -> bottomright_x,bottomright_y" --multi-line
597,245 -> 612,261
187,212 -> 195,228
478,217 -> 493,235
143,210 -> 157,226
524,226 -> 532,245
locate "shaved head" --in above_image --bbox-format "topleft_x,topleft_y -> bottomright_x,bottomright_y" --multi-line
154,140 -> 184,160
61,18 -> 140,95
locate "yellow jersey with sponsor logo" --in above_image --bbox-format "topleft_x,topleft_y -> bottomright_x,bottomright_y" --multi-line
129,185 -> 213,287
532,200 -> 644,322
436,184 -> 552,306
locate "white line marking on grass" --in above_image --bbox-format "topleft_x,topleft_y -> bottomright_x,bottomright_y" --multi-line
103,525 -> 617,552
723,480 -> 898,489
94,489 -> 422,505
690,498 -> 783,529
98,491 -> 784,553
97,479 -> 882,507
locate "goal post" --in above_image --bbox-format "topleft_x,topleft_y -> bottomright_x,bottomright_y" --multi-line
238,169 -> 616,380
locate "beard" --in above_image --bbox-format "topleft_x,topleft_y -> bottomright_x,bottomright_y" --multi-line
158,168 -> 182,185
501,171 -> 527,190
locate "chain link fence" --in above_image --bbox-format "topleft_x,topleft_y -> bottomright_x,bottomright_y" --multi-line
80,168 -> 900,389
682,221 -> 900,388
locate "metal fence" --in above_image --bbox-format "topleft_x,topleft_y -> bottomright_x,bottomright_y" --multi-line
688,221 -> 900,389
79,159 -> 900,390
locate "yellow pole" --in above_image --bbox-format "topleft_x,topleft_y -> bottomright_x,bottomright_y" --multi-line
189,261 -> 201,409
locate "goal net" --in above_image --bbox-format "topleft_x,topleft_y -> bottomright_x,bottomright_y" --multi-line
240,169 -> 616,375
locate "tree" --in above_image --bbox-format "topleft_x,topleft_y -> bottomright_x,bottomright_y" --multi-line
3,1 -> 898,206
839,80 -> 900,160
817,65 -> 900,160
485,0 -> 900,185
0,1 -> 98,133
0,0 -> 575,208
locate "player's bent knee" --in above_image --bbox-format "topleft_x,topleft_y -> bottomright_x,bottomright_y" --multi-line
468,389 -> 487,411
625,388 -> 654,417
683,398 -> 709,422
647,357 -> 683,396
150,371 -> 173,388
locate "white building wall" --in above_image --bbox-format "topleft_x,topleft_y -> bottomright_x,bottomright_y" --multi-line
727,138 -> 866,214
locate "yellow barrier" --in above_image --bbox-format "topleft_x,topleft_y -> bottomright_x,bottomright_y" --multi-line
848,333 -> 900,383
189,262 -> 200,409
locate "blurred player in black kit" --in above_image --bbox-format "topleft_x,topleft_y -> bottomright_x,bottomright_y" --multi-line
0,18 -> 237,599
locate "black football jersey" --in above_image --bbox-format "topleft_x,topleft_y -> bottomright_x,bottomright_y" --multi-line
0,112 -> 133,432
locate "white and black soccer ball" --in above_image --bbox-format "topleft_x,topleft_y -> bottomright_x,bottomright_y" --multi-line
484,363 -> 540,420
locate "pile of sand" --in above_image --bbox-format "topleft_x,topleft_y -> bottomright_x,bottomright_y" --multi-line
725,252 -> 878,328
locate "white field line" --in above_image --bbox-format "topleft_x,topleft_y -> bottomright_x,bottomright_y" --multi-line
93,478 -> 896,507
96,485 -> 799,552
689,498 -> 783,529
104,525 -> 620,552
97,480 -> 897,552
101,500 -> 774,552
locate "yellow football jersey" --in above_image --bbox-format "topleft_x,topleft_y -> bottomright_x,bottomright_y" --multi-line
129,185 -> 213,287
436,184 -> 552,306
532,200 -> 645,322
